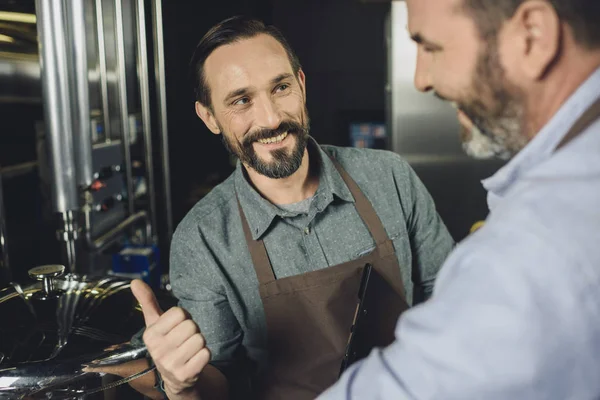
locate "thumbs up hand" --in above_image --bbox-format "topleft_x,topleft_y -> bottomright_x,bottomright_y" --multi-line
131,279 -> 211,397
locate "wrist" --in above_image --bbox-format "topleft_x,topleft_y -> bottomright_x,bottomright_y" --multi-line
164,382 -> 202,400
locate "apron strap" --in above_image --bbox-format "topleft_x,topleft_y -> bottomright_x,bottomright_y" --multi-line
237,197 -> 276,282
556,95 -> 600,151
328,155 -> 395,258
236,152 -> 396,284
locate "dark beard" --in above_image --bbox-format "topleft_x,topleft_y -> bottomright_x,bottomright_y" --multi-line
456,36 -> 527,159
222,117 -> 311,179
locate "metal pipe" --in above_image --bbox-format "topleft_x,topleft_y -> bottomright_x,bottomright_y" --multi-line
152,0 -> 173,240
114,0 -> 135,215
67,0 -> 94,189
0,172 -> 10,285
135,0 -> 158,242
95,0 -> 112,141
34,0 -> 79,213
56,211 -> 78,273
84,210 -> 149,252
0,161 -> 38,179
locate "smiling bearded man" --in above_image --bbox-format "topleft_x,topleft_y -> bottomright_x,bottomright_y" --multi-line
127,15 -> 454,400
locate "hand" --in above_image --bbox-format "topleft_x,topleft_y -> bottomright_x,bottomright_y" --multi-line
131,279 -> 211,397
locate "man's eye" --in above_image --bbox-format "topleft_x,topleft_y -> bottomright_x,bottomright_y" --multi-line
276,84 -> 289,92
233,97 -> 249,106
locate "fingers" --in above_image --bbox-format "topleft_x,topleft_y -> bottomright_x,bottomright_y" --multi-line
134,292 -> 210,394
131,279 -> 163,326
161,333 -> 207,372
167,319 -> 200,345
180,347 -> 211,381
152,331 -> 211,393
143,307 -> 189,347
147,318 -> 199,359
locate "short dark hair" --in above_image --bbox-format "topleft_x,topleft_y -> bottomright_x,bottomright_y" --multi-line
189,16 -> 302,110
463,0 -> 600,48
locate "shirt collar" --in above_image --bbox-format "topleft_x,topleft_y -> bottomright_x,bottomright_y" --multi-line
234,136 -> 354,240
482,66 -> 600,210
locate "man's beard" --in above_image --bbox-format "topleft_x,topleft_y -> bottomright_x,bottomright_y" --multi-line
221,113 -> 310,179
454,36 -> 528,160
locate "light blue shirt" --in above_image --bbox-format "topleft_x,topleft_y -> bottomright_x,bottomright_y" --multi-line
318,67 -> 600,400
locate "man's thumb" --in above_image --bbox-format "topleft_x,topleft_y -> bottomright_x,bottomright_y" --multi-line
131,279 -> 163,326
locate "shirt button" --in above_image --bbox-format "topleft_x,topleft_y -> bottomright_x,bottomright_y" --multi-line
304,227 -> 310,235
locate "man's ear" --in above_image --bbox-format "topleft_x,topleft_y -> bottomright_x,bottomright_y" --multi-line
195,101 -> 221,134
509,0 -> 561,80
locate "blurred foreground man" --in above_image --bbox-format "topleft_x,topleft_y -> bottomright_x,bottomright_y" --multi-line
319,0 -> 600,398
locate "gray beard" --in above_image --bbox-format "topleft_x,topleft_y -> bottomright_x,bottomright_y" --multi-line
462,123 -> 514,160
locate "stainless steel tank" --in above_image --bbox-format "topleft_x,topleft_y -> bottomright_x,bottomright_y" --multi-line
0,265 -> 164,398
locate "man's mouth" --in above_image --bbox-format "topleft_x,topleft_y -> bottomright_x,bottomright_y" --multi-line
256,131 -> 288,145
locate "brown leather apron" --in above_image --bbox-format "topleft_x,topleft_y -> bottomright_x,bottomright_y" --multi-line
237,156 -> 409,399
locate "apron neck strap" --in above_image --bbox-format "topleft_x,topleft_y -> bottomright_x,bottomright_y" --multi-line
236,153 -> 395,284
327,155 -> 394,255
237,197 -> 276,282
555,95 -> 600,151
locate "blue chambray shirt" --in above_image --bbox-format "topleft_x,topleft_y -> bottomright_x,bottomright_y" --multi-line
169,139 -> 454,380
318,68 -> 600,400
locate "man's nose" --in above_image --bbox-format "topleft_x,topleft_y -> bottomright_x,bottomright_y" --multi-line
414,49 -> 433,93
254,97 -> 282,130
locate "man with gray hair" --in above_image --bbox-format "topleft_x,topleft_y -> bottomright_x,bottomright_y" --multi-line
320,0 -> 600,398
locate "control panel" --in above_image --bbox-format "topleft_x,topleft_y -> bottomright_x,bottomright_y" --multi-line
88,142 -> 127,238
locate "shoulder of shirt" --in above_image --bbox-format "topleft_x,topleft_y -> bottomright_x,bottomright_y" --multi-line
171,172 -> 238,244
449,176 -> 599,283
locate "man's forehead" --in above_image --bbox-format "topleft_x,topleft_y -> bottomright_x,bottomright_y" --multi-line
406,0 -> 464,31
204,34 -> 293,95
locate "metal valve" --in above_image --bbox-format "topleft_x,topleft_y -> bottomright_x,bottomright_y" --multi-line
28,264 -> 66,296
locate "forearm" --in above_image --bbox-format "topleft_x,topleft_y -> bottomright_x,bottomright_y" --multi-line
86,359 -> 228,400
84,358 -> 164,400
164,364 -> 229,400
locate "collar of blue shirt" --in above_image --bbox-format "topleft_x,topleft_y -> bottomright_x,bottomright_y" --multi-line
482,67 -> 600,210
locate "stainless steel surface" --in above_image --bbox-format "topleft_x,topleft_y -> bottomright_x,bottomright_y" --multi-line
99,0 -> 121,142
0,273 -> 150,398
68,0 -> 94,189
387,3 -> 463,157
152,0 -> 173,240
0,171 -> 9,284
0,342 -> 147,398
0,52 -> 41,104
136,0 -> 158,242
95,0 -> 112,141
84,209 -> 150,252
0,12 -> 41,104
114,0 -> 135,215
56,210 -> 79,273
84,0 -> 103,117
35,0 -> 79,213
386,2 -> 504,240
28,264 -> 66,296
27,264 -> 65,295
